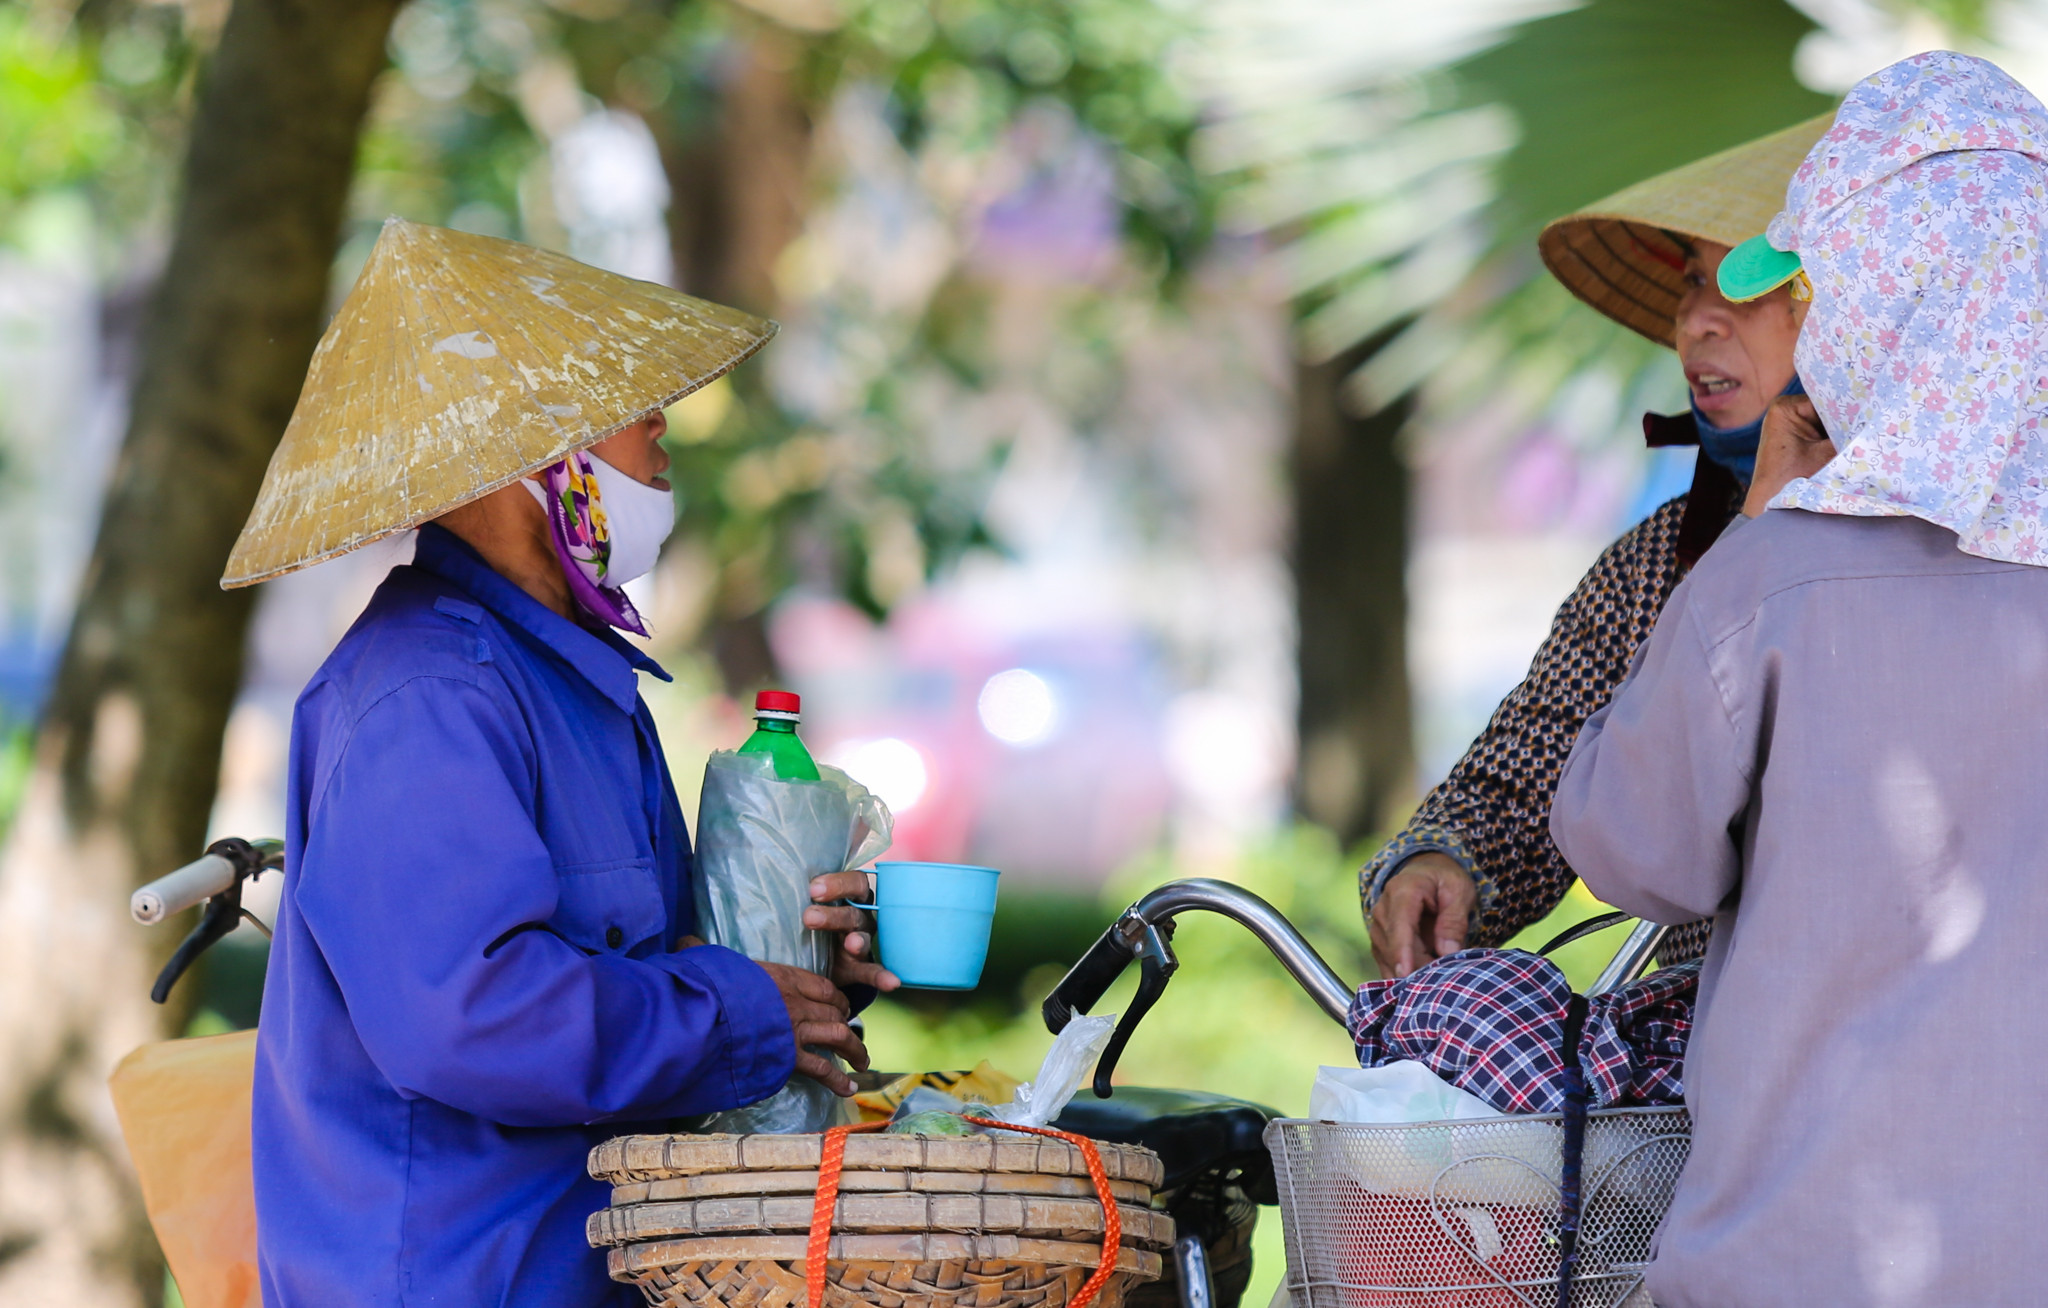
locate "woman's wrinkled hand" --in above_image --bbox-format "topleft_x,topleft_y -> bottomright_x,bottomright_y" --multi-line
1744,395 -> 1835,517
1368,852 -> 1477,979
804,869 -> 900,995
755,959 -> 867,1096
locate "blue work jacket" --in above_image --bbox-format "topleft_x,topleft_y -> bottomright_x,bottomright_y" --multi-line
253,524 -> 795,1307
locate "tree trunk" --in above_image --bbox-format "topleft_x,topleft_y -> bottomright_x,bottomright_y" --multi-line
0,0 -> 401,1301
1291,344 -> 1415,845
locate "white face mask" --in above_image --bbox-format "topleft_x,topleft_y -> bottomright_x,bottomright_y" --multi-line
522,453 -> 675,587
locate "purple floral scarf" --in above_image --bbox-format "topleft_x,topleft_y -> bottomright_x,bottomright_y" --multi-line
537,448 -> 648,636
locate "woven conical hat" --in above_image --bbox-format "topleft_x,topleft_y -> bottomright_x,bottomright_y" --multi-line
1537,112 -> 1834,348
222,218 -> 776,588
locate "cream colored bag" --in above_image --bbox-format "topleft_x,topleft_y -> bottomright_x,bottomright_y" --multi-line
109,1030 -> 259,1308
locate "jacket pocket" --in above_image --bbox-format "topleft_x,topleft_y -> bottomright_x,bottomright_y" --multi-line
549,859 -> 665,954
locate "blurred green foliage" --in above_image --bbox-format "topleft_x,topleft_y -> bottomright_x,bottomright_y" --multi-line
1918,0 -> 1992,39
1219,0 -> 1905,428
0,0 -> 201,250
0,724 -> 32,842
0,10 -> 123,209
676,0 -> 1214,621
348,0 -> 553,244
333,0 -> 1218,627
812,0 -> 1208,277
1455,0 -> 1836,248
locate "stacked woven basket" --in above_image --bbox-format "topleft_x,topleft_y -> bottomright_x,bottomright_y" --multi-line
589,1128 -> 1173,1308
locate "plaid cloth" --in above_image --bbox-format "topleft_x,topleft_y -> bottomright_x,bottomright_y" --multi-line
1347,948 -> 1699,1114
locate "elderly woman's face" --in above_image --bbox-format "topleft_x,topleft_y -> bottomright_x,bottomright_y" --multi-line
1674,238 -> 1807,429
588,410 -> 672,491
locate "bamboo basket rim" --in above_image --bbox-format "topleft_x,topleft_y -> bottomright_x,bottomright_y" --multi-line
590,1195 -> 1175,1251
609,1169 -> 1153,1207
590,1132 -> 1165,1190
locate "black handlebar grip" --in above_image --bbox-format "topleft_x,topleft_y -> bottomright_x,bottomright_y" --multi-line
1041,926 -> 1138,1034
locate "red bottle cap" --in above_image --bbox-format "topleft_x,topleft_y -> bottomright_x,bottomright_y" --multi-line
755,690 -> 801,714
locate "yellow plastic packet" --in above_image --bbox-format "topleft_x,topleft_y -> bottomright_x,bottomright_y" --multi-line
108,1030 -> 259,1308
852,1062 -> 1021,1122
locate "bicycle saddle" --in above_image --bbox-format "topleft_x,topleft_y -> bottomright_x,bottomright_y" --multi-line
1052,1086 -> 1280,1202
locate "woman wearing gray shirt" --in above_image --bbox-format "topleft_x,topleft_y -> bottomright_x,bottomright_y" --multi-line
1554,52 -> 2048,1306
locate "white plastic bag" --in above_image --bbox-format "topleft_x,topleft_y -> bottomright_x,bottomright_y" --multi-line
882,1016 -> 1119,1136
985,1013 -> 1117,1128
1311,1063 -> 1573,1205
1309,1062 -> 1506,1124
695,750 -> 892,1133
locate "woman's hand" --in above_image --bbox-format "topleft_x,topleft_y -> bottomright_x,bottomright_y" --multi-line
1744,395 -> 1835,516
1369,852 -> 1478,979
754,960 -> 867,1096
805,870 -> 900,994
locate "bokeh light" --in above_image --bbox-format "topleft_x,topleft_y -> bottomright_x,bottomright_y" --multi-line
976,668 -> 1058,745
828,736 -> 930,813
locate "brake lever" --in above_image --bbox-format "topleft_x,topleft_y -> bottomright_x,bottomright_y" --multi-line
1092,922 -> 1178,1098
151,880 -> 246,1004
146,837 -> 284,1004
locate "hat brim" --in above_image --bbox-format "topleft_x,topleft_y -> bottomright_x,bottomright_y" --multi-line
1537,111 -> 1834,347
1538,217 -> 1693,347
1717,232 -> 1803,302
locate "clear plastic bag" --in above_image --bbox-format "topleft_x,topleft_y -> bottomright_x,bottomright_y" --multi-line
1309,1061 -> 1506,1125
984,1012 -> 1116,1128
883,1014 -> 1119,1135
694,750 -> 892,1133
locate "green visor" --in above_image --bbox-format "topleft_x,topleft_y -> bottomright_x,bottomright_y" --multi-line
1718,231 -> 1804,302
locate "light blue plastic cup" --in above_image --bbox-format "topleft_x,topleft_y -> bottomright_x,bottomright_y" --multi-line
872,861 -> 1001,990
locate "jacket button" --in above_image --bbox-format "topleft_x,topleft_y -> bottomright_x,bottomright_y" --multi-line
605,926 -> 624,949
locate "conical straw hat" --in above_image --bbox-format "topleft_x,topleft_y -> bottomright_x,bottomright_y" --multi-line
222,218 -> 777,588
1537,112 -> 1834,348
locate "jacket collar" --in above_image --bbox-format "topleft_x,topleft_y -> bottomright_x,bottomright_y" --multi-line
411,524 -> 671,713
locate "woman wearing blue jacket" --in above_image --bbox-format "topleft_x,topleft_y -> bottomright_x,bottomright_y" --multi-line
222,220 -> 895,1307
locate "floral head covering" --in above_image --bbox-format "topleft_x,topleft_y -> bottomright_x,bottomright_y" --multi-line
537,449 -> 648,635
1766,51 -> 2048,564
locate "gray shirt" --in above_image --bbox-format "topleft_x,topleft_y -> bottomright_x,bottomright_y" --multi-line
1552,507 -> 2048,1308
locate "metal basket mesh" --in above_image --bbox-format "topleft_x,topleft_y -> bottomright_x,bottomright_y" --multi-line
1264,1109 -> 1689,1308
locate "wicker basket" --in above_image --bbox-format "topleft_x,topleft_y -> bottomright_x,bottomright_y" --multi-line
591,1130 -> 1172,1308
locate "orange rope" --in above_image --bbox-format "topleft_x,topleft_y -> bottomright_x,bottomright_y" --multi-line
803,1117 -> 1125,1308
808,1120 -> 889,1308
960,1118 -> 1122,1308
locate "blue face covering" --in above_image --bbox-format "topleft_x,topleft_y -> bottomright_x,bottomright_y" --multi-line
1689,375 -> 1806,484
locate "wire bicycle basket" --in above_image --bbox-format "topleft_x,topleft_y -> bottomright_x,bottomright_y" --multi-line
1263,1110 -> 1687,1308
1040,880 -> 1690,1308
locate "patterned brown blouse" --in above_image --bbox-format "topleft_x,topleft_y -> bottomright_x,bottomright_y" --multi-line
1362,450 -> 1742,966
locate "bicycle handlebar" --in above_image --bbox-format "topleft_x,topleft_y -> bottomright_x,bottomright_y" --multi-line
1043,879 -> 1357,1097
1045,878 -> 1356,1035
134,837 -> 284,1003
1042,877 -> 1670,1099
132,853 -> 239,925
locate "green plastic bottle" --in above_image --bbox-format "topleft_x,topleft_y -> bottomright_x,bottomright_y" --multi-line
737,690 -> 820,781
